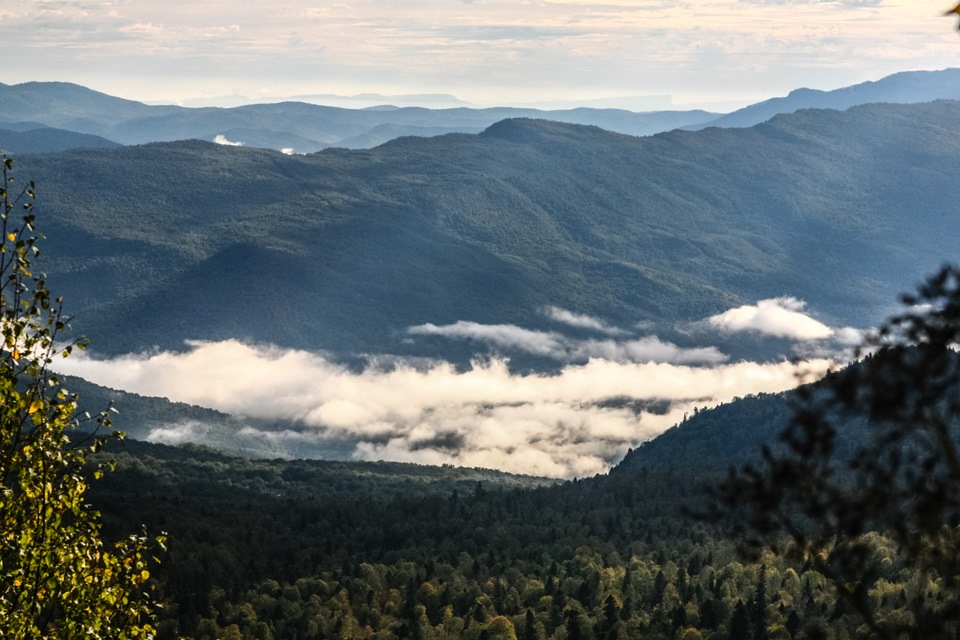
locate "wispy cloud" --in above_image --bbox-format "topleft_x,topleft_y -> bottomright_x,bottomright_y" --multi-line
739,0 -> 881,6
407,320 -> 725,364
545,306 -> 628,336
409,321 -> 567,358
569,336 -> 728,365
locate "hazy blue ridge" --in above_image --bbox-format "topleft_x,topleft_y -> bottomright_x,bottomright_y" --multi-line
0,80 -> 719,152
7,69 -> 960,153
690,67 -> 960,130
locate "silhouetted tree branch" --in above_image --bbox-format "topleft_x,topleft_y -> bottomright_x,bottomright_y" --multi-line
718,264 -> 960,640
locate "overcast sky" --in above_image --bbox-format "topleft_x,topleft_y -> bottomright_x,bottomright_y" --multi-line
4,1 -> 959,110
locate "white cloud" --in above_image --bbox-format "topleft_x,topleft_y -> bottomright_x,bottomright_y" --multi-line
118,22 -> 165,35
146,420 -> 214,446
705,297 -> 834,340
55,339 -> 832,478
213,134 -> 243,146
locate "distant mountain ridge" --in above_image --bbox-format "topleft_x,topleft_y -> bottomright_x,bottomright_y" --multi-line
179,91 -> 471,109
691,67 -> 960,130
0,80 -> 718,153
7,69 -> 960,153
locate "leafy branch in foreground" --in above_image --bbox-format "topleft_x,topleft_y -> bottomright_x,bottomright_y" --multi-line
0,157 -> 164,639
718,264 -> 960,640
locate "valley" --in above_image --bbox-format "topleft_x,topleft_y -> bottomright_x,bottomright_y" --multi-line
1,67 -> 958,639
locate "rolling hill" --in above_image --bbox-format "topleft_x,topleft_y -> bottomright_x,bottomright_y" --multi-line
0,125 -> 120,154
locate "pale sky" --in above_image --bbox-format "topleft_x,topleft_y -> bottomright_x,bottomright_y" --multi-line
4,0 -> 959,108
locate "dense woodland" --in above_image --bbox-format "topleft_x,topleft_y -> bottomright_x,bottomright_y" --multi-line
85,434 -> 957,640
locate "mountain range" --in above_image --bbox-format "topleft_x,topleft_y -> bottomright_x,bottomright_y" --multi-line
688,67 -> 960,130
10,99 -> 959,361
0,80 -> 717,153
5,68 -> 960,154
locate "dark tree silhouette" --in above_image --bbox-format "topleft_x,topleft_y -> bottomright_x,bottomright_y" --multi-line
720,265 -> 960,639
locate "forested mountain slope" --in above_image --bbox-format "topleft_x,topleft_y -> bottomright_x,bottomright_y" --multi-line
0,125 -> 120,153
17,100 -> 960,358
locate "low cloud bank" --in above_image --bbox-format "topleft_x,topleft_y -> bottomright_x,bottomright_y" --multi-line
55,298 -> 857,478
57,340 -> 832,478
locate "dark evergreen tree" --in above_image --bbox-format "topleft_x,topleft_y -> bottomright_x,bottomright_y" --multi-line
751,566 -> 768,640
651,570 -> 667,606
672,605 -> 687,632
599,594 -> 621,639
729,601 -> 751,640
678,567 -> 689,603
786,611 -> 801,638
700,597 -> 729,630
565,608 -> 592,640
523,609 -> 538,640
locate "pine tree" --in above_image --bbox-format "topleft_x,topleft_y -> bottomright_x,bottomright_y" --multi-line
728,601 -> 751,640
751,566 -> 768,640
600,594 -> 621,639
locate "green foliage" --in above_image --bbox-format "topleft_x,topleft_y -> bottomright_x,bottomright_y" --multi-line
0,159 -> 163,638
